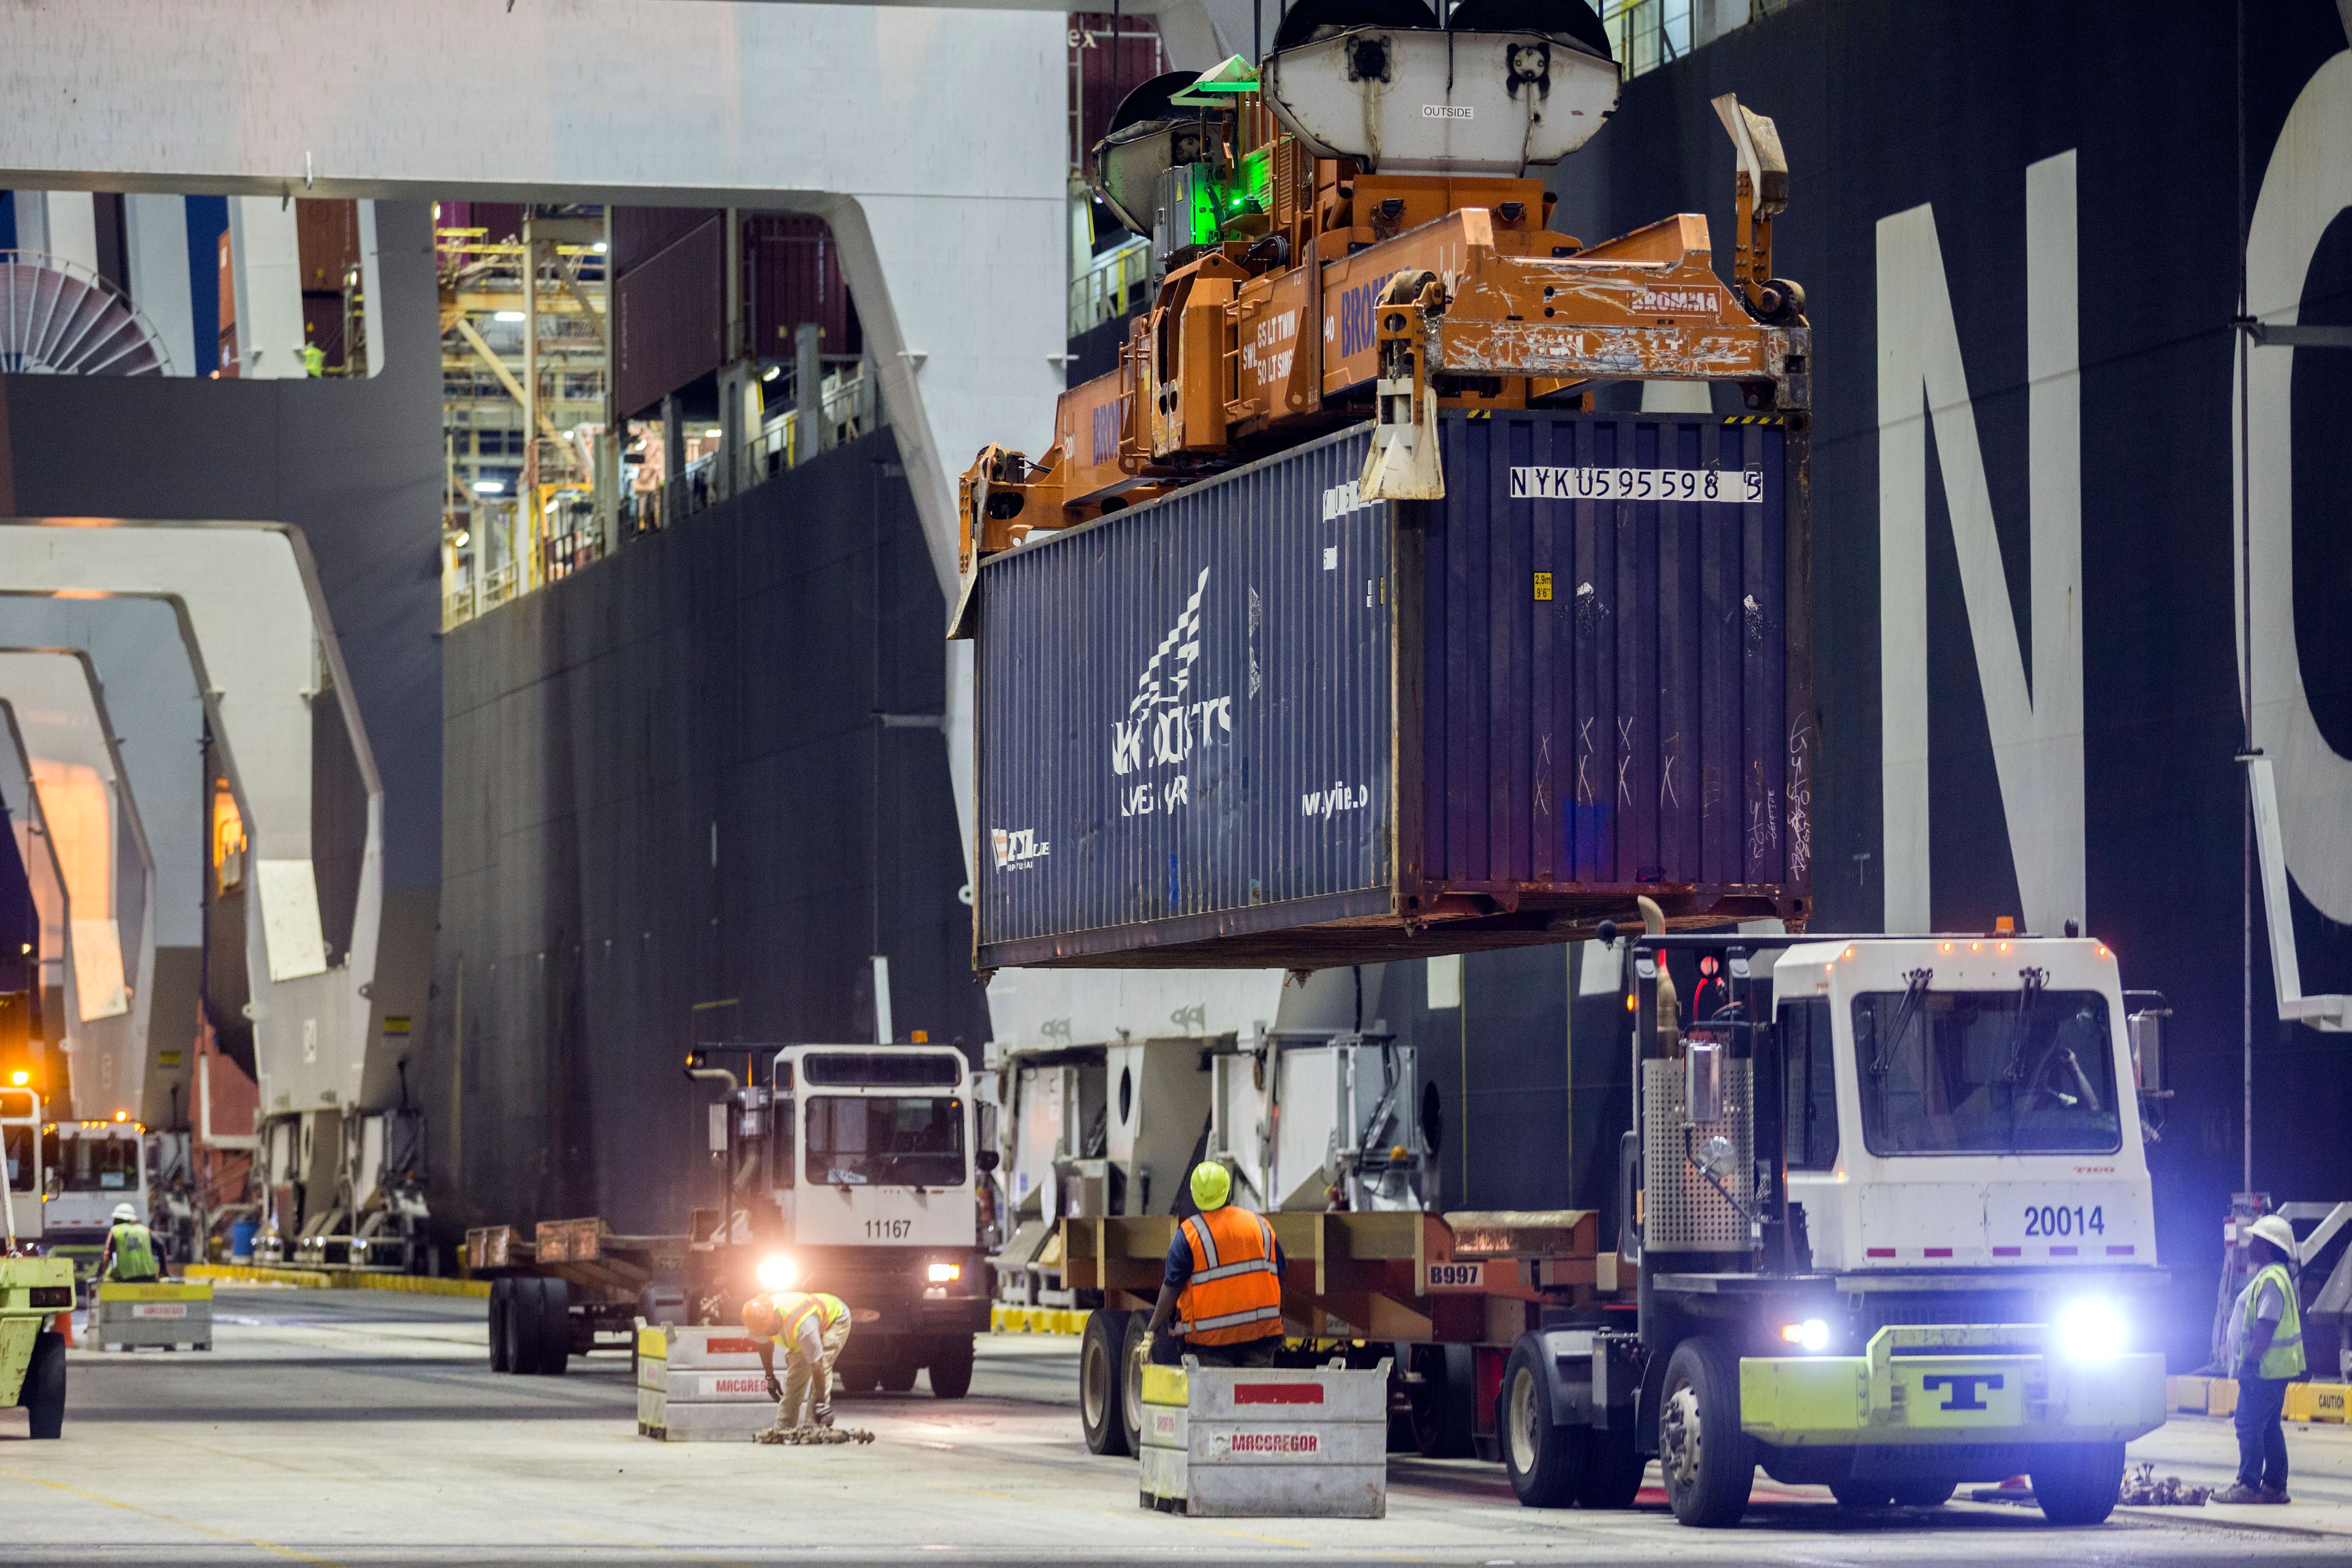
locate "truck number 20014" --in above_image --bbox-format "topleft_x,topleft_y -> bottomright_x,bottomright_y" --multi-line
2022,1204 -> 2105,1238
865,1218 -> 914,1240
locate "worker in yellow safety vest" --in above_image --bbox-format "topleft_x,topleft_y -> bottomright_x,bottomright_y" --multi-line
744,1291 -> 853,1429
2216,1214 -> 2305,1504
99,1203 -> 160,1283
1142,1162 -> 1287,1368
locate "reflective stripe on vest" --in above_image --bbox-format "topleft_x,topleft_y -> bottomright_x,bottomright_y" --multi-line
2236,1261 -> 2306,1380
774,1292 -> 848,1343
1172,1208 -> 1283,1346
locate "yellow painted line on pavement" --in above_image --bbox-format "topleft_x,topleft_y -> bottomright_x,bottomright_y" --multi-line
0,1466 -> 352,1566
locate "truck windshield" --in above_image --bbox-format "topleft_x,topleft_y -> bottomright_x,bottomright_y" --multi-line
43,1131 -> 141,1192
1853,990 -> 2120,1155
2,1125 -> 31,1191
804,1096 -> 965,1187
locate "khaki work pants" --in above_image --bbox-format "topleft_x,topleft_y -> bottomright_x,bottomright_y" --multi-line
780,1316 -> 853,1427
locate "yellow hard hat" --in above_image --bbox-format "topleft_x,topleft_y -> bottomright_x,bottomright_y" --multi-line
742,1296 -> 781,1337
1190,1161 -> 1232,1212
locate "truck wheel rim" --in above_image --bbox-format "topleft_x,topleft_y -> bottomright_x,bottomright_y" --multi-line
1123,1333 -> 1146,1434
1660,1382 -> 1702,1489
1508,1367 -> 1542,1474
1083,1339 -> 1109,1427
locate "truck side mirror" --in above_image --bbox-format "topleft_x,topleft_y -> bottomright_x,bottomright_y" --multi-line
975,1150 -> 1001,1174
2127,1008 -> 2166,1091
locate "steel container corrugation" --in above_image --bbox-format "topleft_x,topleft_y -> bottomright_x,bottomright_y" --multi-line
973,410 -> 1809,970
613,216 -> 723,420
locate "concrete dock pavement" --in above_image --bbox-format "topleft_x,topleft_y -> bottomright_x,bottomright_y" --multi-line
0,1287 -> 2341,1566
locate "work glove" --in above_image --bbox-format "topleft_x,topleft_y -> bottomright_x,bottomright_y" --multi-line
815,1401 -> 835,1428
764,1373 -> 783,1401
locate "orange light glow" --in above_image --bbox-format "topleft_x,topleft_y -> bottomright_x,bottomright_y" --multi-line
2097,944 -> 2110,959
113,1109 -> 127,1122
211,786 -> 248,893
1842,946 -> 1855,960
1995,916 -> 2016,933
1970,942 -> 1981,952
1998,941 -> 2010,954
7,1071 -> 25,1087
1940,942 -> 1953,953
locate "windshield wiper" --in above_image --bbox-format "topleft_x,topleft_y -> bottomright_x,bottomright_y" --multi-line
1869,968 -> 1935,1074
2000,967 -> 2051,1085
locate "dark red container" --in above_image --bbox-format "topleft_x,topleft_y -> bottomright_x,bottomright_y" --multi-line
612,214 -> 723,419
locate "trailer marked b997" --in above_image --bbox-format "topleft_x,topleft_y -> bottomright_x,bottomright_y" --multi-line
1420,1260 -> 1486,1291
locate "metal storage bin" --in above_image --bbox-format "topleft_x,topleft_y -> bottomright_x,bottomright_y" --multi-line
92,1280 -> 213,1351
1138,1357 -> 1392,1518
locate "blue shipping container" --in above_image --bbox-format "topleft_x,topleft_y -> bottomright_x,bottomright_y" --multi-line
973,410 -> 1811,970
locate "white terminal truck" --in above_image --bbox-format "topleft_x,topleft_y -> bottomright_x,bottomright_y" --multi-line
1053,913 -> 2171,1529
1496,914 -> 2168,1526
476,1042 -> 992,1395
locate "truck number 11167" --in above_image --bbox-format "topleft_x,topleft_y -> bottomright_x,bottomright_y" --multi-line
865,1218 -> 913,1240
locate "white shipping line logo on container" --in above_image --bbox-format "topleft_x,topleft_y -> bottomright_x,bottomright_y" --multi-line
1114,567 -> 1232,818
1510,466 -> 1763,504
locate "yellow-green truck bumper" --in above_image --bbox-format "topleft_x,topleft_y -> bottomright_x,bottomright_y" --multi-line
1741,1324 -> 2166,1447
0,1254 -> 75,1404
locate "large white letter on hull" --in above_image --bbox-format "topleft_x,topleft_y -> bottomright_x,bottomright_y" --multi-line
1877,151 -> 2084,938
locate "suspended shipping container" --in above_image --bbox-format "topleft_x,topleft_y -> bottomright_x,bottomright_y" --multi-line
970,409 -> 1813,971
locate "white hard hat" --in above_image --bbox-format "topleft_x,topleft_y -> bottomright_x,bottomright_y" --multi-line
111,1202 -> 137,1223
2246,1214 -> 2296,1258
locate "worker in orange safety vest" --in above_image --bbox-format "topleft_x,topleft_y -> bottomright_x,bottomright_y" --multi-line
1142,1161 -> 1287,1368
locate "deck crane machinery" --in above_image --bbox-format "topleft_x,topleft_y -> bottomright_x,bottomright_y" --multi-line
957,0 -> 1807,596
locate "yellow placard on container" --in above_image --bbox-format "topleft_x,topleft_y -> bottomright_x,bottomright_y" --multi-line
96,1281 -> 213,1303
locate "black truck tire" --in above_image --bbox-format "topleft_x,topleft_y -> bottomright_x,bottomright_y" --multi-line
510,1278 -> 549,1375
488,1278 -> 514,1373
880,1359 -> 918,1393
21,1330 -> 65,1439
1409,1343 -> 1476,1458
927,1334 -> 976,1400
1080,1310 -> 1131,1455
1501,1338 -> 1585,1508
2032,1442 -> 2125,1525
1657,1336 -> 1754,1528
537,1278 -> 571,1376
1578,1420 -> 1646,1509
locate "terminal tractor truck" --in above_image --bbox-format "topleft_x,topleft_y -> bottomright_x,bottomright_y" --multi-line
1500,912 -> 2167,1526
1060,917 -> 2169,1528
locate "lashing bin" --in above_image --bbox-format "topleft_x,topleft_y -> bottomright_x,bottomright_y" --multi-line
1138,1357 -> 1392,1518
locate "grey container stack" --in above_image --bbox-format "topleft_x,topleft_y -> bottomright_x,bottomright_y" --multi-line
971,409 -> 1811,971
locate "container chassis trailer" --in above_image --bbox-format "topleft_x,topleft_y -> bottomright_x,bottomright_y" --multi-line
1070,917 -> 2172,1529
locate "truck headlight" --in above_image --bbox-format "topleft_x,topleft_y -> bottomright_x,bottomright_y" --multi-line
927,1262 -> 961,1284
756,1253 -> 799,1291
2058,1297 -> 2127,1360
1779,1318 -> 1830,1353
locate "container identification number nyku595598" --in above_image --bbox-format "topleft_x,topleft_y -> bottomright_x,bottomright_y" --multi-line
1510,466 -> 1762,504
